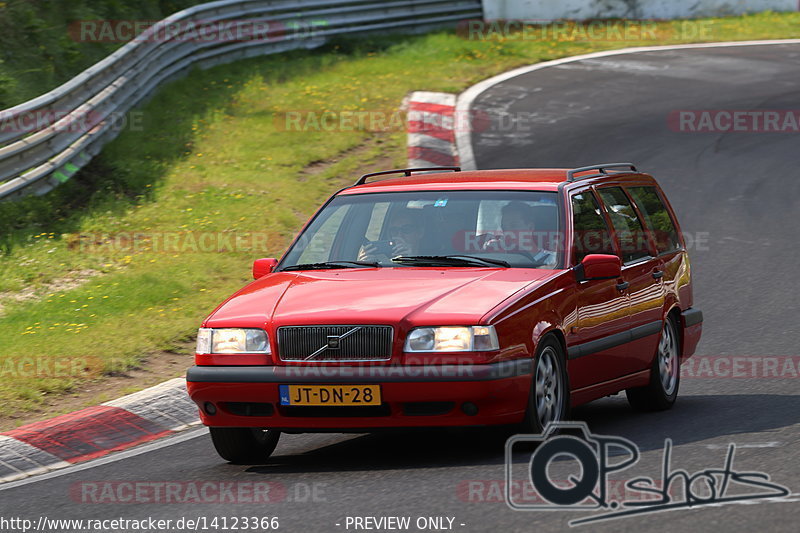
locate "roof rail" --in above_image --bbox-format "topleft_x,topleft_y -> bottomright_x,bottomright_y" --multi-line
355,167 -> 461,186
567,163 -> 638,182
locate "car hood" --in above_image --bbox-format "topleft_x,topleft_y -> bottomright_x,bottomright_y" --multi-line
205,268 -> 558,327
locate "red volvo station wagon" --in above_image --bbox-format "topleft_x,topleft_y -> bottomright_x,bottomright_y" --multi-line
187,164 -> 703,462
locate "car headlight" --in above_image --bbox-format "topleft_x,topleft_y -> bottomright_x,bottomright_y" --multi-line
196,328 -> 271,354
404,326 -> 499,352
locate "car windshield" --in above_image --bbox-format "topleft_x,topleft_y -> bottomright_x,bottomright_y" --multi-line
279,190 -> 562,270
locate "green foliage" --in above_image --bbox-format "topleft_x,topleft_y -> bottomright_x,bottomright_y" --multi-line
0,0 -> 207,108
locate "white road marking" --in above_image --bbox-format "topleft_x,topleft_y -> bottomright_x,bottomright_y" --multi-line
704,442 -> 782,449
0,428 -> 206,492
454,39 -> 800,170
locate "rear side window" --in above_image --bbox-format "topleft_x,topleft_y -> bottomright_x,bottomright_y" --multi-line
627,186 -> 682,254
597,187 -> 652,264
571,191 -> 615,264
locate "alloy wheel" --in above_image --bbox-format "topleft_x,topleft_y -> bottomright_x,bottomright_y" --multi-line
658,321 -> 679,396
535,346 -> 563,427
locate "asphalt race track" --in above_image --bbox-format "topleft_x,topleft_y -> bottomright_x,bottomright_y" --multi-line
2,43 -> 799,532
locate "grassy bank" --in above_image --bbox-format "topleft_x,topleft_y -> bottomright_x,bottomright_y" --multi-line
0,0 -> 208,108
0,11 -> 798,422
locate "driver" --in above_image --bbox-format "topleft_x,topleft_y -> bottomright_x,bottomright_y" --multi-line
358,209 -> 424,262
483,201 -> 556,266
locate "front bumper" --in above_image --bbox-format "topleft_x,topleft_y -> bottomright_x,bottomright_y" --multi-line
186,360 -> 532,430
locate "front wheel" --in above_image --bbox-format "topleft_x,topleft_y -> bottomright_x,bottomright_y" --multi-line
626,316 -> 680,411
209,427 -> 281,464
519,336 -> 570,433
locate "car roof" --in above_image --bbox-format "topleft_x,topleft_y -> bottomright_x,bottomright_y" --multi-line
339,168 -> 653,195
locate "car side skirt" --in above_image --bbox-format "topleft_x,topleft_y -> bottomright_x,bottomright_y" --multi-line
566,320 -> 663,360
570,369 -> 651,406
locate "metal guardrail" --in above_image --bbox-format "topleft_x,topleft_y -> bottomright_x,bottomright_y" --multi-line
0,0 -> 482,200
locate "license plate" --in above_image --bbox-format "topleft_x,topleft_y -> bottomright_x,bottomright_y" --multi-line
279,384 -> 381,406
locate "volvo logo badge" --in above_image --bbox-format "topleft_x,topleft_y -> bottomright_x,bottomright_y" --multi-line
304,327 -> 362,360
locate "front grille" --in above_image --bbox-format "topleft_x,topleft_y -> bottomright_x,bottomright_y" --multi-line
277,325 -> 393,361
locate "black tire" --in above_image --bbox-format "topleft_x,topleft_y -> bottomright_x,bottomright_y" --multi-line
626,316 -> 681,411
209,427 -> 281,464
519,336 -> 570,434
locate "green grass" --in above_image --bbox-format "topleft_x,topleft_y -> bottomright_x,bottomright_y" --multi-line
0,0 -> 208,108
0,11 -> 799,417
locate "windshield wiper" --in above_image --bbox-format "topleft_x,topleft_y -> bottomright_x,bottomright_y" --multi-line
281,261 -> 380,272
391,255 -> 510,268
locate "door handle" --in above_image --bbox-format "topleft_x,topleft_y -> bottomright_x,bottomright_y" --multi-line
616,281 -> 630,292
652,270 -> 664,280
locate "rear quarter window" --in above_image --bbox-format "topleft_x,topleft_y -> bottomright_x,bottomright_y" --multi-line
626,186 -> 682,254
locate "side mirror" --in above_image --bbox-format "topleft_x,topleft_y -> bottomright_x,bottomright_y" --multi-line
576,254 -> 621,281
253,258 -> 278,279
